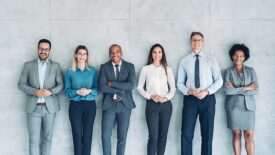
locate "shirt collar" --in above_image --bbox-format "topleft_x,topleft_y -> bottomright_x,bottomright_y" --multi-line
38,58 -> 49,65
112,60 -> 122,67
76,66 -> 90,72
191,50 -> 204,57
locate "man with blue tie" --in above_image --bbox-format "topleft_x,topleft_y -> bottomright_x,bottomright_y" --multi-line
18,39 -> 64,155
177,32 -> 223,155
99,44 -> 136,155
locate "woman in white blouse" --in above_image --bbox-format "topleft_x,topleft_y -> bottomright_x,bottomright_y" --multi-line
137,43 -> 176,155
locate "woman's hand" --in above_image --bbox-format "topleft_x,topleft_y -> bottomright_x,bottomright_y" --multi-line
159,97 -> 168,103
225,82 -> 235,88
150,95 -> 168,103
244,83 -> 258,91
150,95 -> 160,102
77,88 -> 92,96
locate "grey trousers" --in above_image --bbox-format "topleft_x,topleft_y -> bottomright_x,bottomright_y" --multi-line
27,105 -> 56,155
102,103 -> 131,155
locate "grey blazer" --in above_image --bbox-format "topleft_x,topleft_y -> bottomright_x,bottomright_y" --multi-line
18,59 -> 64,113
224,66 -> 258,111
99,60 -> 136,110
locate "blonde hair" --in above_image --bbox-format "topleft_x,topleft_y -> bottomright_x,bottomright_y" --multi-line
72,45 -> 90,71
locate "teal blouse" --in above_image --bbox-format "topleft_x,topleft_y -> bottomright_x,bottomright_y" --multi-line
65,66 -> 98,101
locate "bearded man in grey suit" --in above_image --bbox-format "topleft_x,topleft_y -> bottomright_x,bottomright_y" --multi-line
18,39 -> 64,155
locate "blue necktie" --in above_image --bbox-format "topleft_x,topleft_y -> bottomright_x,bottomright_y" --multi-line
195,54 -> 200,88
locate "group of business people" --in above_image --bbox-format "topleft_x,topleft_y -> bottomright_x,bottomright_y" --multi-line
18,31 -> 258,155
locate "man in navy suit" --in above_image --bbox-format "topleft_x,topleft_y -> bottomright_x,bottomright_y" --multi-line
99,44 -> 136,155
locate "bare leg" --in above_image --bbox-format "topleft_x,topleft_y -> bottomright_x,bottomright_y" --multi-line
244,130 -> 254,155
232,130 -> 242,155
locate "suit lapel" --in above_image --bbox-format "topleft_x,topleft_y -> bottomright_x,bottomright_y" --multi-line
243,66 -> 248,85
230,67 -> 238,85
43,59 -> 52,88
118,60 -> 126,80
33,59 -> 40,87
107,61 -> 116,80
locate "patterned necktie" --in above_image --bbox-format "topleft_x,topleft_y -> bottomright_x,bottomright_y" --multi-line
115,64 -> 120,79
195,54 -> 200,88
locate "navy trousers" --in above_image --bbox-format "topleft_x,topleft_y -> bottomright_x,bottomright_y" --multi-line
69,100 -> 96,155
146,99 -> 172,155
181,95 -> 216,155
102,102 -> 131,155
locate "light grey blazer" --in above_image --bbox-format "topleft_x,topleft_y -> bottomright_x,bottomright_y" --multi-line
18,59 -> 64,113
224,66 -> 258,111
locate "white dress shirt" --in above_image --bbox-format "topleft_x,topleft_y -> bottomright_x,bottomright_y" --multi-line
137,64 -> 176,100
37,58 -> 48,103
177,51 -> 223,95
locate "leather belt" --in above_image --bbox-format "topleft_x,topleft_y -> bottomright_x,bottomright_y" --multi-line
36,102 -> 46,106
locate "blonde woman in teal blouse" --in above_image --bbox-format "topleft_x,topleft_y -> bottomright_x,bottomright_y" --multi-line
65,45 -> 98,155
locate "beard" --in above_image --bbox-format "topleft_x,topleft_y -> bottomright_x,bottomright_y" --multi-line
38,53 -> 49,61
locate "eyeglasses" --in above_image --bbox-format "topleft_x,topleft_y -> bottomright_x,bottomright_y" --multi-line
38,48 -> 50,52
191,39 -> 204,42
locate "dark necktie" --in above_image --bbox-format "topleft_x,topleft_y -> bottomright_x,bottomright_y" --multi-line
195,54 -> 200,88
114,64 -> 122,101
115,64 -> 120,79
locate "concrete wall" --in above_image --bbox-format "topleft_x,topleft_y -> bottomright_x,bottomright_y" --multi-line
0,0 -> 274,154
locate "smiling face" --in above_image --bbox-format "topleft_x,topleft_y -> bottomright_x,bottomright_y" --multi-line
232,50 -> 245,65
190,34 -> 204,53
37,42 -> 51,61
109,45 -> 122,64
152,47 -> 163,63
75,49 -> 88,64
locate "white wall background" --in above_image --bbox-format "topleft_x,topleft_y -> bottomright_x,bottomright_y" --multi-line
0,0 -> 275,154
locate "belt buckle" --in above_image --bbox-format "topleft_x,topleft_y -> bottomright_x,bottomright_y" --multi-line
36,102 -> 46,106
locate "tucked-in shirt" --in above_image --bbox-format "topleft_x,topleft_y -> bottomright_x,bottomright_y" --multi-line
37,58 -> 48,103
65,66 -> 98,101
177,51 -> 223,95
137,64 -> 176,100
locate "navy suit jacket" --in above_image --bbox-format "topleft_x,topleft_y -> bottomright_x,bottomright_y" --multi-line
99,60 -> 136,110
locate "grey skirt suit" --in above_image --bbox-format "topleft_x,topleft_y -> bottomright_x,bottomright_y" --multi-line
224,66 -> 258,130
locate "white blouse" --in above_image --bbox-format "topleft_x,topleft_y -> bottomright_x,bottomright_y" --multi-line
137,64 -> 176,100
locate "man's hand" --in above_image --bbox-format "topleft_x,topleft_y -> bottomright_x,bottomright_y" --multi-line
188,88 -> 200,96
107,81 -> 112,87
196,90 -> 209,100
43,89 -> 52,96
35,89 -> 45,98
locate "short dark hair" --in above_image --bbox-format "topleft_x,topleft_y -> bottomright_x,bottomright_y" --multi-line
190,32 -> 204,40
38,39 -> 51,49
109,44 -> 122,54
229,44 -> 250,61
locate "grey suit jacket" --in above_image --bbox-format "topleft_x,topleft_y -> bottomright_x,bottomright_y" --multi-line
224,66 -> 258,111
99,60 -> 136,110
18,59 -> 64,113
